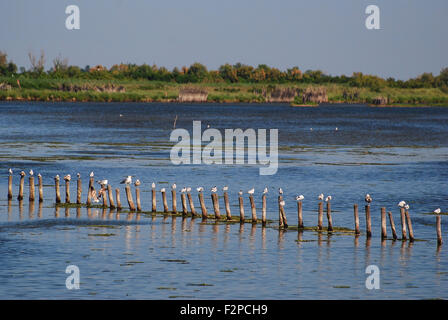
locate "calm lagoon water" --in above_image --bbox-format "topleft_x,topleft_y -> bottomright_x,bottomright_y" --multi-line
0,101 -> 447,299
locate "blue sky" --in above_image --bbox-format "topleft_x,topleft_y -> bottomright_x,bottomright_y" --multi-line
0,0 -> 447,79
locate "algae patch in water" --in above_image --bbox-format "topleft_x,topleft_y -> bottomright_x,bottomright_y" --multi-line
333,285 -> 351,289
186,283 -> 214,287
88,233 -> 116,237
157,287 -> 177,290
160,259 -> 189,264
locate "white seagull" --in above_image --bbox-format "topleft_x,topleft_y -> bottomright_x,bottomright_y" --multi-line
211,186 -> 217,193
434,208 -> 441,214
263,187 -> 268,194
365,194 -> 372,204
325,195 -> 332,202
186,187 -> 191,193
20,171 -> 26,177
8,168 -> 13,175
77,173 -> 81,179
135,179 -> 141,187
223,186 -> 228,191
318,193 -> 324,200
54,174 -> 59,180
296,195 -> 304,201
248,188 -> 255,195
160,188 -> 166,193
38,173 -> 41,178
197,187 -> 204,193
398,201 -> 406,208
90,172 -> 94,177
172,183 -> 177,190
238,190 -> 243,196
151,182 -> 156,189
97,179 -> 108,187
29,169 -> 34,176
120,176 -> 132,185
404,204 -> 410,210
279,188 -> 283,194
181,187 -> 187,193
64,174 -> 71,181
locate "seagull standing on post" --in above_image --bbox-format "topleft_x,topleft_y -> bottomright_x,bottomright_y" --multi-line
318,193 -> 324,200
120,176 -> 132,185
248,188 -> 255,195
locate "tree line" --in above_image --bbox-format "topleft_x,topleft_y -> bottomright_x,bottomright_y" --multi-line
1,50 -> 448,90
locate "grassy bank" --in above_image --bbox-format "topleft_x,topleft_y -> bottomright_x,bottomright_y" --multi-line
1,77 -> 448,105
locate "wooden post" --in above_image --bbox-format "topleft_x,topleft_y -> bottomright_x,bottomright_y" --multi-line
87,176 -> 94,203
405,209 -> 414,242
381,207 -> 387,240
171,187 -> 177,214
101,187 -> 108,208
8,173 -> 13,200
107,185 -> 115,209
400,207 -> 407,240
388,211 -> 398,240
115,188 -> 122,210
326,201 -> 333,232
279,197 -> 288,229
162,190 -> 169,213
54,175 -> 61,204
198,192 -> 207,219
29,174 -> 35,202
38,174 -> 43,203
187,192 -> 197,216
317,201 -> 323,230
77,176 -> 82,204
181,192 -> 188,216
135,181 -> 142,212
239,194 -> 245,223
211,193 -> 221,219
249,195 -> 257,223
224,191 -> 231,220
365,205 -> 372,238
152,185 -> 157,212
64,176 -> 71,204
18,171 -> 25,201
262,194 -> 267,226
436,215 -> 443,246
125,185 -> 136,211
297,200 -> 303,229
354,204 -> 360,235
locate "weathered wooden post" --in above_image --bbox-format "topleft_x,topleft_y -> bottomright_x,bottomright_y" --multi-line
436,215 -> 443,246
223,187 -> 231,220
7,169 -> 13,200
151,182 -> 157,212
354,204 -> 360,235
162,188 -> 169,213
87,173 -> 94,206
115,188 -> 122,210
38,173 -> 43,203
297,196 -> 304,229
135,180 -> 142,212
76,174 -> 82,204
64,174 -> 71,204
181,190 -> 188,216
100,187 -> 108,208
326,197 -> 333,232
238,191 -> 245,223
18,171 -> 25,201
107,185 -> 115,209
211,192 -> 221,219
125,184 -> 136,211
405,206 -> 414,242
171,184 -> 177,214
318,201 -> 323,230
249,194 -> 257,224
262,193 -> 267,226
187,188 -> 197,216
29,171 -> 35,202
399,206 -> 407,240
54,175 -> 61,204
279,199 -> 287,229
388,211 -> 398,240
381,207 -> 387,240
365,205 -> 372,238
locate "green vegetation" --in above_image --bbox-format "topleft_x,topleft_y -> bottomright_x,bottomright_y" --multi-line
1,50 -> 448,105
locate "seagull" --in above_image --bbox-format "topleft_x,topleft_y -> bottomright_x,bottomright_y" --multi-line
91,189 -> 100,203
37,173 -> 41,178
248,188 -> 255,195
134,179 -> 141,187
434,208 -> 441,214
325,195 -> 332,202
97,179 -> 108,187
280,200 -> 285,207
64,174 -> 71,181
120,176 -> 132,185
29,170 -> 34,176
196,187 -> 203,193
89,172 -> 94,177
296,195 -> 304,201
318,193 -> 324,200
181,187 -> 187,193
172,183 -> 177,190
223,186 -> 228,191
263,187 -> 268,194
211,186 -> 217,193
335,127 -> 338,131
238,190 -> 243,196
404,204 -> 410,210
160,188 -> 166,193
365,194 -> 372,204
310,128 -> 313,131
54,174 -> 59,180
119,114 -> 123,117
398,201 -> 406,208
8,168 -> 12,175
77,173 -> 81,179
20,171 -> 26,177
279,188 -> 283,194
186,187 -> 191,193
151,182 -> 156,189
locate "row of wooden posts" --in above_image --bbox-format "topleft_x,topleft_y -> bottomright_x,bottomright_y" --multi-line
7,172 -> 443,246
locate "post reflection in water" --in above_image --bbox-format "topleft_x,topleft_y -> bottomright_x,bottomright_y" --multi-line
76,207 -> 81,219
28,201 -> 35,219
54,205 -> 60,218
19,200 -> 24,220
65,207 -> 70,218
7,199 -> 12,220
38,202 -> 43,219
262,227 -> 266,250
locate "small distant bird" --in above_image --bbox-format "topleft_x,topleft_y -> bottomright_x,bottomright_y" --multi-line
181,187 -> 187,193
318,193 -> 324,200
29,170 -> 34,176
172,183 -> 177,190
211,186 -> 217,193
90,172 -> 94,177
54,174 -> 59,180
197,187 -> 204,193
134,179 -> 141,187
280,200 -> 285,207
120,176 -> 132,185
248,188 -> 255,195
223,186 -> 228,191
152,182 -> 156,189
97,179 -> 108,187
310,128 -> 313,131
279,188 -> 283,194
325,195 -> 332,202
296,195 -> 304,201
20,171 -> 26,177
263,187 -> 268,194
434,208 -> 441,214
398,201 -> 406,208
119,114 -> 123,117
8,168 -> 12,175
404,204 -> 410,210
365,194 -> 372,204
238,190 -> 243,196
77,173 -> 81,179
186,187 -> 191,193
161,188 -> 166,193
335,127 -> 338,131
64,174 -> 71,181
37,173 -> 41,178
207,124 -> 211,129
